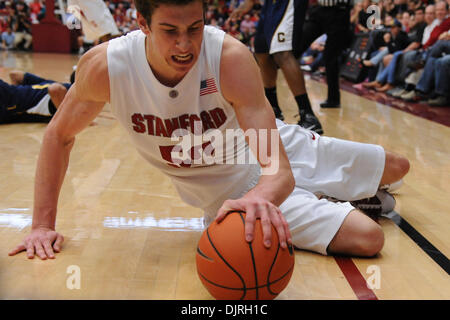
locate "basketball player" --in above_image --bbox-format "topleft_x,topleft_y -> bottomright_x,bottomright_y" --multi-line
0,71 -> 72,124
229,0 -> 324,134
67,0 -> 121,43
9,0 -> 410,261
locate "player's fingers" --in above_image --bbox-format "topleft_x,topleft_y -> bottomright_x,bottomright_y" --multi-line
8,243 -> 26,256
244,205 -> 257,243
277,207 -> 292,245
216,199 -> 242,223
270,207 -> 287,249
53,234 -> 64,253
42,239 -> 55,259
26,242 -> 35,259
259,205 -> 272,248
33,240 -> 47,260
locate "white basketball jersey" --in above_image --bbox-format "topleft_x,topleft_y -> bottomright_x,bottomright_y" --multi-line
107,27 -> 261,216
68,0 -> 120,41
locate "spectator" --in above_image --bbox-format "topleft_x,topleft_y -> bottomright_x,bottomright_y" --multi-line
1,26 -> 15,50
239,14 -> 254,33
422,0 -> 450,50
13,2 -> 33,51
350,1 -> 363,33
358,0 -> 373,33
428,41 -> 450,106
29,0 -> 42,24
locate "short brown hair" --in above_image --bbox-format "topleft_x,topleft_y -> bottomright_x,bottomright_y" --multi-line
134,0 -> 206,24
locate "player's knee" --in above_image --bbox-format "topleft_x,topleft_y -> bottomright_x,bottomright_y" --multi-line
272,51 -> 294,66
48,83 -> 67,98
385,152 -> 410,182
356,223 -> 384,257
392,155 -> 410,181
398,157 -> 410,178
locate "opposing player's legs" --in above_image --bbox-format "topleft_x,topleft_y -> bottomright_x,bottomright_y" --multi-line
254,53 -> 278,88
254,52 -> 285,121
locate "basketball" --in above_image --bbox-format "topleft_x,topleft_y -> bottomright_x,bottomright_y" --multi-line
196,211 -> 295,300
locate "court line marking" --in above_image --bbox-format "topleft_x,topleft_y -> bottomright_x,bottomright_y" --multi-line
383,211 -> 450,275
334,257 -> 378,300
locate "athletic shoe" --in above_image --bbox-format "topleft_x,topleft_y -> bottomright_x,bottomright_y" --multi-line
428,95 -> 450,106
321,190 -> 396,220
386,87 -> 403,97
300,65 -> 312,72
298,113 -> 324,134
400,90 -> 419,101
379,179 -> 403,193
350,190 -> 396,219
391,88 -> 408,98
320,100 -> 340,108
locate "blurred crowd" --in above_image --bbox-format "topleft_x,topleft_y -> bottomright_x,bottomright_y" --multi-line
0,0 -> 43,51
0,0 -> 448,105
349,0 -> 450,106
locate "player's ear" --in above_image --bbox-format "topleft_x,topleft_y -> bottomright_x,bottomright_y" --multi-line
137,11 -> 151,35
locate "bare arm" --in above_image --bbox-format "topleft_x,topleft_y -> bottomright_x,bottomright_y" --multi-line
9,43 -> 110,260
229,0 -> 257,21
216,35 -> 295,248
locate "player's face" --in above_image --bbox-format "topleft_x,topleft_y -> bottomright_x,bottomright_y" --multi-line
142,1 -> 204,76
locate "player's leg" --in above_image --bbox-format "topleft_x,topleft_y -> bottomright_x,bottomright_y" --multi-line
48,83 -> 69,109
379,151 -> 410,186
269,0 -> 323,133
21,72 -> 51,85
327,209 -> 384,257
0,79 -> 19,110
320,7 -> 351,108
277,120 -> 409,218
254,14 -> 283,120
280,187 -> 383,257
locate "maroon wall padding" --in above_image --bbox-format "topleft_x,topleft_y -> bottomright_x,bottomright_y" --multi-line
32,0 -> 71,53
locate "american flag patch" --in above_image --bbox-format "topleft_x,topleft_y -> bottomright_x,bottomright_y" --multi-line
200,78 -> 218,96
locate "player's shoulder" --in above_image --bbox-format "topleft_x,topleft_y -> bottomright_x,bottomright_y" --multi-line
219,35 -> 262,104
221,33 -> 252,60
75,42 -> 110,103
220,34 -> 255,77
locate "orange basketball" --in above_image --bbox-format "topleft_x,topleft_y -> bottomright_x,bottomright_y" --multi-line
196,211 -> 295,300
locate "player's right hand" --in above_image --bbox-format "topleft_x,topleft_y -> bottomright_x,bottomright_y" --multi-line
8,227 -> 64,260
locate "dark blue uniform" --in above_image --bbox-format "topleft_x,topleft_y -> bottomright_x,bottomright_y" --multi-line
254,0 -> 308,58
0,73 -> 71,124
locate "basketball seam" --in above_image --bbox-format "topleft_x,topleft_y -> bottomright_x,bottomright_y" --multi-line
206,227 -> 247,300
197,264 -> 295,292
266,243 -> 280,295
238,212 -> 259,300
197,247 -> 213,261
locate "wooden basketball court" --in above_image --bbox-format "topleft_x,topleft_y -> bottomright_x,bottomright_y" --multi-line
0,51 -> 449,300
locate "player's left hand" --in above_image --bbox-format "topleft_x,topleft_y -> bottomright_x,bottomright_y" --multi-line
216,196 -> 292,249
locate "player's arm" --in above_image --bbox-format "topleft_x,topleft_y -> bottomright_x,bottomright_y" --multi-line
8,43 -> 110,260
229,0 -> 257,21
216,35 -> 295,249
